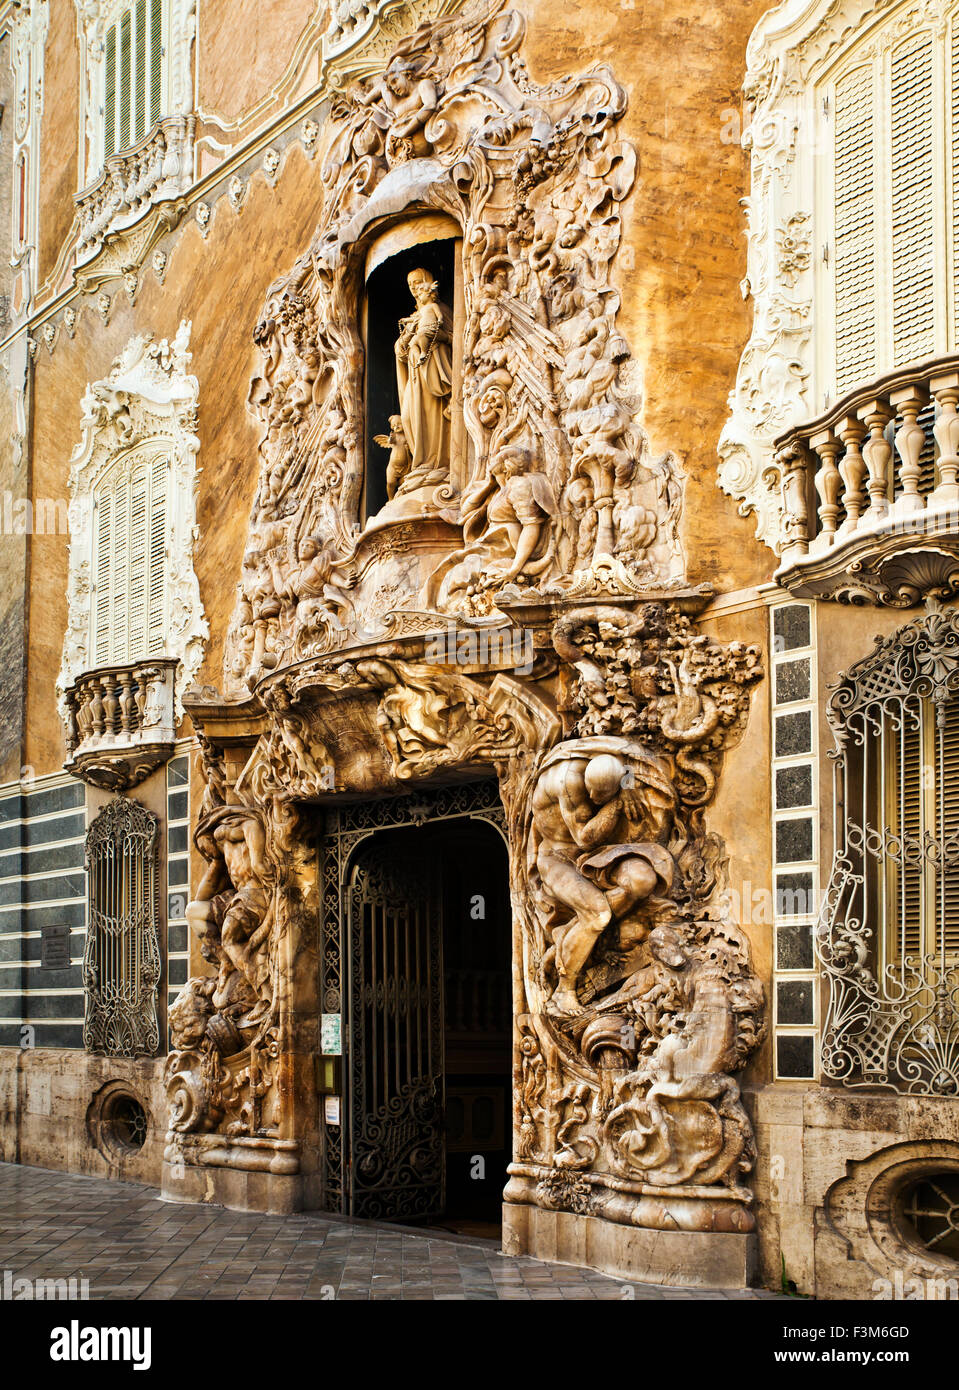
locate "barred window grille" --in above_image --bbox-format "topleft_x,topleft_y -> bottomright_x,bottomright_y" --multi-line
92,449 -> 168,668
103,0 -> 164,159
826,12 -> 959,396
82,798 -> 161,1057
819,606 -> 959,1094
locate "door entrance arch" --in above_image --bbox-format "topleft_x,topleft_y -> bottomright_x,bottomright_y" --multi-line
318,781 -> 510,1226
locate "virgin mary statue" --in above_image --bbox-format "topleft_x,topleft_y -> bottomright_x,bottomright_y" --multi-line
394,267 -> 453,491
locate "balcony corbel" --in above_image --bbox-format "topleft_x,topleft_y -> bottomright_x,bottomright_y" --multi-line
63,658 -> 179,791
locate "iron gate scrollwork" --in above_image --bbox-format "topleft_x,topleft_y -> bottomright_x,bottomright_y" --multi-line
82,796 -> 161,1057
318,779 -> 506,1214
349,845 -> 444,1220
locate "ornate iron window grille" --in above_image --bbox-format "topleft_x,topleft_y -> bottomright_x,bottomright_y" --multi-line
819,603 -> 959,1094
82,796 -> 161,1057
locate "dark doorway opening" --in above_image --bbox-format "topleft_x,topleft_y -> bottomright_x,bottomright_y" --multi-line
363,237 -> 456,521
345,815 -> 511,1234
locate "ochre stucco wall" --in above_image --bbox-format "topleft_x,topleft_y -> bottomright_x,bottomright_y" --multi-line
520,0 -> 775,597
37,0 -> 79,290
25,143 -> 329,776
195,0 -> 320,124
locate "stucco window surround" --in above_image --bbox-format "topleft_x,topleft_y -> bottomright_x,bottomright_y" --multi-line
9,0 -> 49,319
721,0 -> 959,560
74,0 -> 196,275
58,321 -> 207,791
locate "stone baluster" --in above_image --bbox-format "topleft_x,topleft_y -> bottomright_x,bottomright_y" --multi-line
118,670 -> 137,734
101,674 -> 118,740
776,441 -> 811,560
890,381 -> 929,513
931,372 -> 959,503
74,683 -> 92,744
836,416 -> 867,536
810,428 -> 842,547
88,680 -> 104,739
857,399 -> 895,523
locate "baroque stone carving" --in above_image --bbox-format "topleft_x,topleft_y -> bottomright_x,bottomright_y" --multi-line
165,1 -> 767,1254
224,0 -> 685,694
502,604 -> 765,1228
58,321 -> 208,754
165,741 -> 288,1152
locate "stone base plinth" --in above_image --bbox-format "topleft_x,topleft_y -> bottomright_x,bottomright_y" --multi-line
161,1158 -> 303,1214
502,1203 -> 756,1289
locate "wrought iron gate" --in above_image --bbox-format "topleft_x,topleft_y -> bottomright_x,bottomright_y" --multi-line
348,840 -> 444,1220
317,780 -> 505,1216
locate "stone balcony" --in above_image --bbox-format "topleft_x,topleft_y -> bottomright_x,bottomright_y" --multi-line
74,116 -> 195,290
63,658 -> 179,791
774,355 -> 959,606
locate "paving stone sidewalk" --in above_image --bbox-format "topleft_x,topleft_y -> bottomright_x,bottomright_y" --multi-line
0,1162 -> 778,1300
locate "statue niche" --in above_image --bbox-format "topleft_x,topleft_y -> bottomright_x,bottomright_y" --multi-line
366,240 -> 456,524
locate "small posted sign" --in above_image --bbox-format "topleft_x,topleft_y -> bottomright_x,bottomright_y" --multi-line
321,1012 -> 342,1055
40,924 -> 71,970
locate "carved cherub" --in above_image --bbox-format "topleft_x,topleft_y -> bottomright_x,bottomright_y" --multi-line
374,414 -> 412,499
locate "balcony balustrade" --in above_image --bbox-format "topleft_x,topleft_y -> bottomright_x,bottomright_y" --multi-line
774,355 -> 959,606
75,116 -> 195,278
63,658 -> 178,791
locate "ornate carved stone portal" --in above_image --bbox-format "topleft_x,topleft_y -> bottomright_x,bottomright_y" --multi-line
165,0 -> 766,1279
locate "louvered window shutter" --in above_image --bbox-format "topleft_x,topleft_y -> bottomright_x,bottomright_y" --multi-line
147,455 -> 167,657
128,465 -> 148,655
134,0 -> 147,142
104,24 -> 117,159
119,8 -> 132,151
94,491 -> 113,666
91,455 -> 169,667
99,1 -> 166,165
952,24 -> 959,348
834,65 -> 878,396
891,36 -> 936,367
149,0 -> 163,128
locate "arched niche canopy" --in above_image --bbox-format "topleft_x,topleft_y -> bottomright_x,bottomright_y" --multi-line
361,213 -> 465,524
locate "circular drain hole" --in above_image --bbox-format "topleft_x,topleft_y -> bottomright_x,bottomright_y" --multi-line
900,1174 -> 959,1261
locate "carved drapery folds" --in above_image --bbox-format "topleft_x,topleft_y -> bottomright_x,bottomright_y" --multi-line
167,1 -> 766,1243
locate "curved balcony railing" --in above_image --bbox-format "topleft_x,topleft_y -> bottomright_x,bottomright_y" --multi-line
774,356 -> 959,604
75,115 -> 195,267
63,658 -> 178,791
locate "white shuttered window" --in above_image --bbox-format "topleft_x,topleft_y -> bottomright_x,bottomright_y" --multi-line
92,451 -> 168,667
102,0 -> 164,159
826,14 -> 959,396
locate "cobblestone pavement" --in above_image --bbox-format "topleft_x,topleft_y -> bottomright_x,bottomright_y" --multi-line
0,1162 -> 779,1301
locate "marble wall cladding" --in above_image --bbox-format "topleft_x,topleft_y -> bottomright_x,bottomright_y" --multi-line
768,600 -> 819,1082
0,776 -> 86,1050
